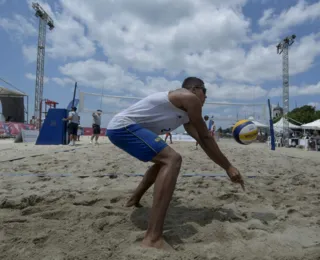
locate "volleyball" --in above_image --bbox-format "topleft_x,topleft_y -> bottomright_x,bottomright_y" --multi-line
232,120 -> 258,145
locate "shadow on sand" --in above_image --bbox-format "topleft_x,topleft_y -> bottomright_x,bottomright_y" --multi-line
130,199 -> 244,246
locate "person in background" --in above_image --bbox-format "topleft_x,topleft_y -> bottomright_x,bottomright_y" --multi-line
77,125 -> 82,141
63,106 -> 79,146
210,120 -> 217,141
164,132 -> 173,144
90,109 -> 102,144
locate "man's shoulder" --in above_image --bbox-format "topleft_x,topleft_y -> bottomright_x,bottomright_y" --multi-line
169,89 -> 200,107
166,89 -> 201,114
169,89 -> 195,99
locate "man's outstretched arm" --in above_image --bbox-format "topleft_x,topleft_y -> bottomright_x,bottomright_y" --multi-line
184,122 -> 231,171
181,95 -> 244,190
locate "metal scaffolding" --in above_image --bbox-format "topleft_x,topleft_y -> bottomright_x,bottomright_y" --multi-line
276,34 -> 296,147
32,2 -> 54,127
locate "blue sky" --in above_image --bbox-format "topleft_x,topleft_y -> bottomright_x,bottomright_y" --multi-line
0,0 -> 319,130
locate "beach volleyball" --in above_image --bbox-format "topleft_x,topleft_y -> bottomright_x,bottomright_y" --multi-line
232,119 -> 258,145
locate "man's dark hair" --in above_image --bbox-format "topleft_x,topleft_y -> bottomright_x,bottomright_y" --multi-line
182,77 -> 204,89
97,109 -> 102,112
72,106 -> 77,111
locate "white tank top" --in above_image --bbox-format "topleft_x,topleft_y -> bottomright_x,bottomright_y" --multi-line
107,91 -> 189,135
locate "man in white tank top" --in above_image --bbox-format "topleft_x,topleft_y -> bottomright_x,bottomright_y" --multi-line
107,77 -> 244,250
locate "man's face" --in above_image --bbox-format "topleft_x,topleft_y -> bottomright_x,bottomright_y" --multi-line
204,116 -> 209,121
193,85 -> 207,106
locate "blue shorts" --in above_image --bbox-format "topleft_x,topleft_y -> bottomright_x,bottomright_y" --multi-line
107,124 -> 168,162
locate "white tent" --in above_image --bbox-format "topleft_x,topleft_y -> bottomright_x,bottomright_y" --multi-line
273,117 -> 301,132
301,119 -> 320,130
247,116 -> 268,128
252,120 -> 268,128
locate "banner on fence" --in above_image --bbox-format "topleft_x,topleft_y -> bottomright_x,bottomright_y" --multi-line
0,121 -> 107,138
0,122 -> 36,137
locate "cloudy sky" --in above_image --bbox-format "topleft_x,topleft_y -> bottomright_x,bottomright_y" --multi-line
0,0 -> 319,129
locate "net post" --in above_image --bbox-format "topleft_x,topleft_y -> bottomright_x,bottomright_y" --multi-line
268,99 -> 276,150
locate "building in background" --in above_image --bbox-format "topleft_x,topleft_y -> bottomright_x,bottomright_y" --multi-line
0,86 -> 27,123
273,103 -> 283,118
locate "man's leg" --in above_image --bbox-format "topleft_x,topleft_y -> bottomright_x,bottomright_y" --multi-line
126,163 -> 161,207
107,125 -> 181,249
73,134 -> 77,144
90,125 -> 95,143
142,146 -> 182,249
93,125 -> 100,143
90,133 -> 95,143
68,124 -> 75,145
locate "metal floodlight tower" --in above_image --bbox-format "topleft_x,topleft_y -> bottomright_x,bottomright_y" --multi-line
276,34 -> 296,147
32,2 -> 54,127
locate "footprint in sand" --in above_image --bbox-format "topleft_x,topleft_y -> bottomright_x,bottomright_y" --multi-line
39,209 -> 69,220
32,234 -> 49,246
110,196 -> 123,204
21,206 -> 46,216
96,210 -> 127,218
73,197 -> 101,206
1,194 -> 44,210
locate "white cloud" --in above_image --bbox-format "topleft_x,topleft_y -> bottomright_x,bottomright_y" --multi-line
59,59 -> 181,96
51,77 -> 74,87
206,82 -> 267,100
59,59 -> 269,100
25,73 -> 73,87
59,0 -> 251,77
0,14 -> 37,39
25,73 -> 49,84
57,0 -> 320,85
1,0 -> 320,105
269,81 -> 320,97
22,45 -> 37,63
46,15 -> 96,59
25,0 -> 96,60
258,8 -> 274,26
1,1 -> 95,61
255,0 -> 320,42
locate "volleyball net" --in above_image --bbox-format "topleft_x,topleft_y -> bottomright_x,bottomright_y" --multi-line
78,91 -> 268,130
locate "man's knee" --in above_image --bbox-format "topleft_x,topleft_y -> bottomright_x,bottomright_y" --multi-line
170,151 -> 182,168
153,147 -> 182,169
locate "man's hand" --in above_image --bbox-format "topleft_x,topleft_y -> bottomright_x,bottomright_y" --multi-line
226,166 -> 245,191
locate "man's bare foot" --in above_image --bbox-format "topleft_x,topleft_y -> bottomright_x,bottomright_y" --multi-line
125,197 -> 143,208
141,237 -> 174,251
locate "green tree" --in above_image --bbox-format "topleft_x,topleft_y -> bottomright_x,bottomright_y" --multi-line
272,105 -> 320,124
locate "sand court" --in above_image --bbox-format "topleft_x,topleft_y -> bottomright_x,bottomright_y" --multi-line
0,138 -> 320,260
